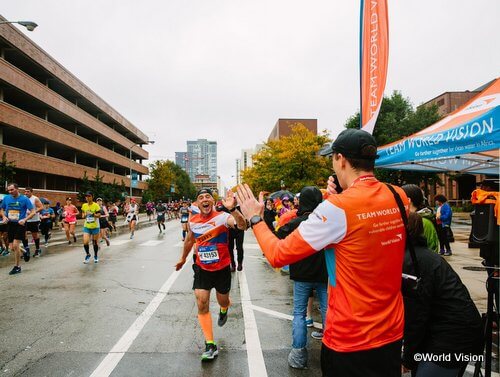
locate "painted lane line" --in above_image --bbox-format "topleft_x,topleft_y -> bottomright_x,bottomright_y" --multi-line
238,270 -> 268,377
243,244 -> 262,250
138,240 -> 164,246
173,241 -> 184,247
251,304 -> 323,329
89,262 -> 188,377
110,240 -> 131,246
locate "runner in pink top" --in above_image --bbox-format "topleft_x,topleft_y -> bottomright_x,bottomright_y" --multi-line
63,197 -> 79,245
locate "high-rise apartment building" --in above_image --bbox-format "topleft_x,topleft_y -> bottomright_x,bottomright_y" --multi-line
176,139 -> 217,182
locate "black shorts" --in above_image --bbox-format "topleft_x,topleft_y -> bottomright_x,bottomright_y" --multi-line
26,221 -> 40,233
157,215 -> 165,222
192,264 -> 231,294
7,222 -> 26,243
109,214 -> 117,222
320,339 -> 402,377
0,223 -> 7,232
99,219 -> 109,229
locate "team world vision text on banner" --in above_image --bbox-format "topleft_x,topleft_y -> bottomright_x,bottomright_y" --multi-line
360,0 -> 389,135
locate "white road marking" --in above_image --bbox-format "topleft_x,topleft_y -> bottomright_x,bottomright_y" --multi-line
238,270 -> 268,377
243,244 -> 261,250
173,241 -> 184,247
110,240 -> 131,246
89,262 -> 188,377
251,304 -> 323,329
46,241 -> 68,247
138,240 -> 163,247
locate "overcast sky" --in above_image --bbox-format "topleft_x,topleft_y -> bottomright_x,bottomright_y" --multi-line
2,1 -> 499,187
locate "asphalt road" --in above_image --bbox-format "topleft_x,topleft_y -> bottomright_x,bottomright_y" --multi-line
0,220 -> 324,377
0,220 -> 495,377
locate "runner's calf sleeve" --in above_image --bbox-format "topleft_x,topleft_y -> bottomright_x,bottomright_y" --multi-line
22,239 -> 28,248
182,230 -> 186,238
93,241 -> 98,255
84,244 -> 90,254
35,239 -> 40,249
198,312 -> 214,342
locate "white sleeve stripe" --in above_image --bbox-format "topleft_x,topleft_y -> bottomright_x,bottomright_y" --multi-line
298,200 -> 347,251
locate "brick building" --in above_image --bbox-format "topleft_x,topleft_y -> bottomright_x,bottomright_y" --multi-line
267,119 -> 317,141
0,16 -> 149,204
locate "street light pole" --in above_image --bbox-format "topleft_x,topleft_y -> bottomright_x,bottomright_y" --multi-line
0,20 -> 38,31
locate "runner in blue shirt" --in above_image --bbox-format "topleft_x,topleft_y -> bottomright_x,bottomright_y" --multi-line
0,183 -> 35,275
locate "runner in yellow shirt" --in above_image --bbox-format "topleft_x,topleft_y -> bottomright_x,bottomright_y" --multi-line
81,192 -> 101,264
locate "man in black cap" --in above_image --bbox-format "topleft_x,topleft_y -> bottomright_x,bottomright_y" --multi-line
175,188 -> 246,362
237,128 -> 409,377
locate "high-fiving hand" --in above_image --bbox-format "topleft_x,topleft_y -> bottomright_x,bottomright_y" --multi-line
235,184 -> 265,221
221,189 -> 236,210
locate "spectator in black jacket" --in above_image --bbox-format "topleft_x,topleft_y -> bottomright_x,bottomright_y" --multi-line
263,198 -> 277,232
402,213 -> 483,377
276,186 -> 328,369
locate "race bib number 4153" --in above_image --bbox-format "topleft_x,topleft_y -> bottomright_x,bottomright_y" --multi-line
198,245 -> 219,264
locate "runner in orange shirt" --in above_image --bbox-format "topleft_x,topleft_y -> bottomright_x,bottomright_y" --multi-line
175,188 -> 246,362
237,129 -> 408,377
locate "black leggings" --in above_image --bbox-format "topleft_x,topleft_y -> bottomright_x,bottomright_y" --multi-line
228,228 -> 244,266
438,226 -> 451,252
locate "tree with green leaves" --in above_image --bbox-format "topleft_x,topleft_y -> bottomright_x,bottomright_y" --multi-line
344,91 -> 442,188
143,160 -> 196,202
0,152 -> 16,193
78,171 -> 126,203
242,124 -> 331,193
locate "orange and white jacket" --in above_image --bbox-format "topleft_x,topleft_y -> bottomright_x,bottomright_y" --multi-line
253,176 -> 408,352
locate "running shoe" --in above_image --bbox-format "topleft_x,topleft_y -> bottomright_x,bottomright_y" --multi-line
94,256 -> 99,263
9,266 -> 21,275
237,264 -> 243,271
34,250 -> 40,257
84,254 -> 91,264
68,241 -> 72,245
218,308 -> 228,327
1,249 -> 10,257
23,249 -> 31,262
305,317 -> 313,327
201,342 -> 218,361
443,251 -> 452,256
311,330 -> 323,340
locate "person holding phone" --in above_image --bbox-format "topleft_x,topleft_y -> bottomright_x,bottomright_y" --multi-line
236,129 -> 408,377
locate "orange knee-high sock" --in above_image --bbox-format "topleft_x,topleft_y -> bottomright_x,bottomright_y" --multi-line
198,312 -> 213,343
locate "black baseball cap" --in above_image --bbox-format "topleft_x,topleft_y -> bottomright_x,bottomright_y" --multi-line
84,191 -> 93,197
320,129 -> 379,160
196,188 -> 213,198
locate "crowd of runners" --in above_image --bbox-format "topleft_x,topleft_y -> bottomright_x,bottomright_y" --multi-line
0,184 -> 198,273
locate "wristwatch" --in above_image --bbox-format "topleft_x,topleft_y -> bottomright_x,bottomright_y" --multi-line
249,215 -> 263,228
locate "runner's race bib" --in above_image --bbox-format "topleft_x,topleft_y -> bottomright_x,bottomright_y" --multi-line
86,212 -> 95,223
8,210 -> 20,221
181,215 -> 189,222
198,245 -> 219,265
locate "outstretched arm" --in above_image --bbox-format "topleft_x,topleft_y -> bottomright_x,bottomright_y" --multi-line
175,224 -> 195,271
